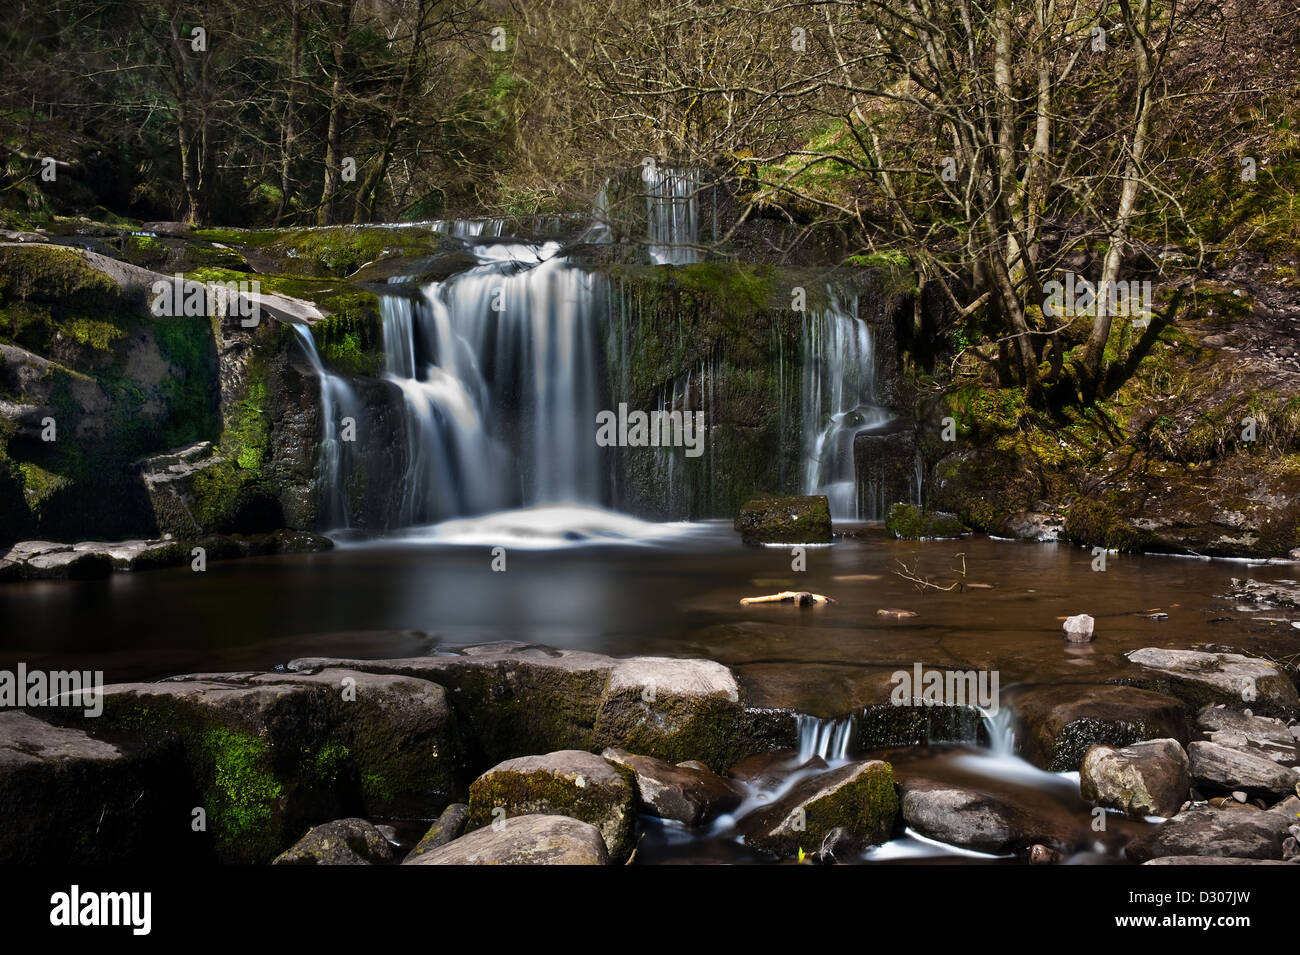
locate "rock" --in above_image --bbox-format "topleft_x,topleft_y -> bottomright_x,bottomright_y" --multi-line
1223,577 -> 1300,610
289,643 -> 779,771
1029,844 -> 1062,864
404,814 -> 609,865
898,777 -> 1080,855
734,495 -> 832,545
1080,739 -> 1190,818
728,750 -> 828,791
74,668 -> 464,863
1196,705 -> 1299,763
1187,741 -> 1300,795
1007,684 -> 1189,772
136,442 -> 228,538
0,712 -> 190,864
1062,613 -> 1095,643
1142,856 -> 1292,865
885,503 -> 967,540
466,750 -> 636,859
737,759 -> 897,858
271,818 -> 397,865
1126,804 -> 1295,862
601,747 -> 743,826
406,803 -> 470,861
1125,647 -> 1299,715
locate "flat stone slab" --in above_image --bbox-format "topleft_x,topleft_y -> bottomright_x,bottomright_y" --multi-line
898,776 -> 1085,855
404,814 -> 609,865
1125,648 -> 1298,715
1126,805 -> 1295,862
1196,705 -> 1299,763
1187,741 -> 1300,794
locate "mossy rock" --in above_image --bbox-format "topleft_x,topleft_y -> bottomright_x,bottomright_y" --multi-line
885,503 -> 967,540
1063,497 -> 1151,552
734,495 -> 832,545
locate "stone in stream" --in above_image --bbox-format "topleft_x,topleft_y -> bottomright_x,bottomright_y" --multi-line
1186,741 -> 1300,795
1062,613 -> 1095,643
1196,704 -> 1299,763
885,503 -> 968,540
1079,739 -> 1190,818
1125,647 -> 1298,716
1142,857 -> 1294,865
64,668 -> 464,864
1125,803 -> 1296,862
601,747 -> 744,826
736,759 -> 898,858
897,777 -> 1082,855
406,803 -> 470,861
287,642 -> 786,772
728,750 -> 829,791
1223,577 -> 1300,610
1006,683 -> 1189,772
271,818 -> 398,865
404,814 -> 609,866
466,750 -> 637,860
733,495 -> 832,546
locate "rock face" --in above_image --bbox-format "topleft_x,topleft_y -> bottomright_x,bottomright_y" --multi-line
1187,741 -> 1300,795
734,495 -> 832,545
136,442 -> 230,538
288,643 -> 784,772
271,818 -> 397,865
407,803 -> 470,861
898,778 -> 1082,855
1125,648 -> 1299,715
885,503 -> 967,540
466,750 -> 637,859
405,814 -> 609,865
0,712 -> 194,864
1080,739 -> 1191,818
601,747 -> 744,826
1126,805 -> 1295,862
1196,705 -> 1299,763
76,668 -> 464,863
737,759 -> 898,858
1008,684 -> 1189,772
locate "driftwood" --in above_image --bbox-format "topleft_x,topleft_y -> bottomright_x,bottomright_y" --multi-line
739,591 -> 835,606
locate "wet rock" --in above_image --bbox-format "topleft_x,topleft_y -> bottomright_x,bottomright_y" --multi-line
1187,741 -> 1300,795
1126,804 -> 1295,862
898,777 -> 1079,855
0,712 -> 190,864
1125,648 -> 1299,715
737,759 -> 897,858
76,668 -> 463,863
601,747 -> 743,826
858,701 -> 988,749
885,503 -> 967,540
728,750 -> 828,791
271,818 -> 397,865
0,542 -> 114,580
1223,577 -> 1300,610
288,643 -> 777,772
1008,683 -> 1189,772
734,495 -> 832,545
1001,511 -> 1065,542
1062,613 -> 1095,643
404,814 -> 609,865
136,442 -> 227,538
466,750 -> 636,859
1142,856 -> 1293,865
1080,739 -> 1190,818
1197,705 -> 1299,763
407,803 -> 470,861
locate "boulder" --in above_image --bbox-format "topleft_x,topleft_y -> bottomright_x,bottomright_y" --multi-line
466,750 -> 637,859
406,803 -> 470,861
1187,741 -> 1300,795
1007,683 -> 1189,772
1125,648 -> 1298,716
1196,705 -> 1299,763
728,750 -> 828,791
1080,739 -> 1190,818
898,778 -> 1082,855
601,747 -> 744,826
1126,805 -> 1295,862
1062,614 -> 1095,643
404,814 -> 609,865
737,759 -> 897,858
1143,856 -> 1293,865
136,442 -> 227,538
271,818 -> 397,865
885,503 -> 967,540
734,495 -> 832,545
1223,577 -> 1300,610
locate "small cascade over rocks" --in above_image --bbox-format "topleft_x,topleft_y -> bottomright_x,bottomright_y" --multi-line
289,324 -> 362,530
796,714 -> 855,762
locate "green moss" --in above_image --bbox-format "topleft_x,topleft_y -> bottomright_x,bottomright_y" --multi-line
886,503 -> 967,540
1063,496 -> 1149,552
199,726 -> 283,853
311,742 -> 351,784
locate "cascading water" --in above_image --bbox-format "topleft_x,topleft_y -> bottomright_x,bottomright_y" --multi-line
796,714 -> 855,762
643,165 -> 700,265
290,323 -> 362,530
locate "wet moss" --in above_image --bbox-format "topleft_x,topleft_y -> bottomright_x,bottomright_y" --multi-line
1063,497 -> 1151,552
886,503 -> 967,540
465,766 -> 634,858
199,726 -> 284,856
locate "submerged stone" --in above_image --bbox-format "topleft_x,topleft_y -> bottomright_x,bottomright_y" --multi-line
734,495 -> 832,545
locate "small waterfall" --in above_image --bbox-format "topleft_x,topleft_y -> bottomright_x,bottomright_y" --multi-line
980,707 -> 1017,757
290,323 -> 362,529
643,165 -> 700,265
796,714 -> 855,762
800,290 -> 891,519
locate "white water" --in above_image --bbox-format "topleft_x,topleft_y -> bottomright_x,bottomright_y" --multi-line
290,323 -> 362,529
643,165 -> 700,265
796,714 -> 855,762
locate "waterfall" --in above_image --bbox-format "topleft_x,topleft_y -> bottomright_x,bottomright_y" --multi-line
290,323 -> 361,530
643,165 -> 700,265
799,290 -> 892,519
796,714 -> 855,762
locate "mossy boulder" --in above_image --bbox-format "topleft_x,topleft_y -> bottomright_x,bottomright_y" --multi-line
404,813 -> 609,865
406,803 -> 470,861
736,758 -> 898,858
1079,738 -> 1191,818
601,747 -> 744,826
466,750 -> 637,859
271,817 -> 398,865
734,495 -> 832,545
885,503 -> 967,540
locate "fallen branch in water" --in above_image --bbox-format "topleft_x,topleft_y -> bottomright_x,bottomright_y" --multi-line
739,591 -> 836,606
894,554 -> 967,592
